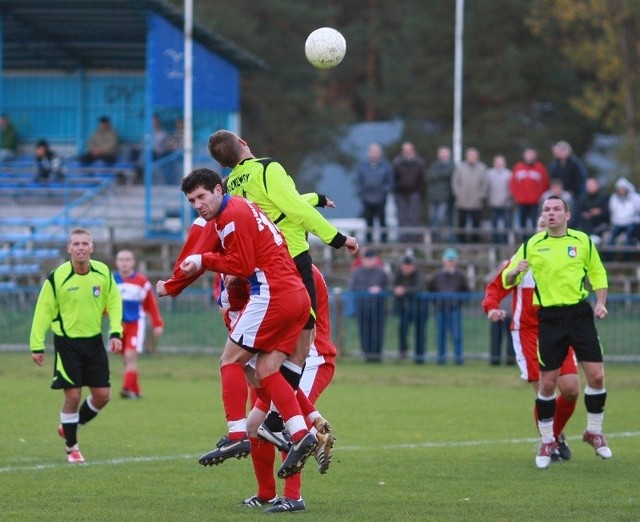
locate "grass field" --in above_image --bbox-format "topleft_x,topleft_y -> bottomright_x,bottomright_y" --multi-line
1,352 -> 639,521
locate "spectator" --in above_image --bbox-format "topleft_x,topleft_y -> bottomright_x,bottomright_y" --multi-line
0,113 -> 18,162
80,116 -> 119,165
428,248 -> 470,365
165,117 -> 184,153
392,142 -> 426,243
33,139 -> 64,182
607,177 -> 640,247
510,148 -> 549,234
538,179 -> 575,222
392,254 -> 427,363
549,140 -> 587,199
452,147 -> 488,243
486,154 -> 513,244
349,249 -> 389,362
355,143 -> 393,243
151,114 -> 170,160
426,145 -> 454,240
578,177 -> 610,240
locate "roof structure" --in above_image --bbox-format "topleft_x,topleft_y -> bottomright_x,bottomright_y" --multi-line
0,0 -> 268,71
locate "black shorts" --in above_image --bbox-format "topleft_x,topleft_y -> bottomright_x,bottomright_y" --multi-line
537,300 -> 603,371
51,334 -> 111,389
294,251 -> 316,329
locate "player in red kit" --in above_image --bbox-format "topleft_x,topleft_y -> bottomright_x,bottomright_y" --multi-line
168,168 -> 317,479
114,249 -> 164,399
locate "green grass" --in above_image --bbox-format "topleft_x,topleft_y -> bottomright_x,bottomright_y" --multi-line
1,353 -> 639,521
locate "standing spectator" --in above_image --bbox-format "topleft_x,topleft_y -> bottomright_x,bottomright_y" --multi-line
349,249 -> 389,362
486,154 -> 513,244
549,140 -> 587,199
607,177 -> 640,246
392,254 -> 427,363
452,147 -> 488,243
151,114 -> 170,160
80,116 -> 119,165
114,249 -> 164,400
0,113 -> 18,162
29,228 -> 123,463
33,139 -> 64,182
426,145 -> 454,240
428,248 -> 470,365
578,177 -> 610,240
510,148 -> 548,235
392,142 -> 426,243
355,143 -> 393,243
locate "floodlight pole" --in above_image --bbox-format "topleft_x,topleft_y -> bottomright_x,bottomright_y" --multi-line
452,0 -> 464,165
182,0 -> 194,232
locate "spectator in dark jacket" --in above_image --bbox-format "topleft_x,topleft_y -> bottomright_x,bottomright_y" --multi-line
426,146 -> 454,238
392,255 -> 427,363
34,139 -> 64,182
349,249 -> 389,362
549,141 -> 587,199
392,142 -> 426,243
428,248 -> 469,365
578,177 -> 610,240
355,143 -> 393,243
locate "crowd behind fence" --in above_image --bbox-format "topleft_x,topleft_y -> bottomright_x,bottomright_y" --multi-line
1,286 -> 639,363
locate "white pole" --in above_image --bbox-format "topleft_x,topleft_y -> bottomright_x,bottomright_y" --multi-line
452,0 -> 464,165
183,0 -> 194,231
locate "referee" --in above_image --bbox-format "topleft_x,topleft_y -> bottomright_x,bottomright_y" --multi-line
504,195 -> 611,469
30,228 -> 123,463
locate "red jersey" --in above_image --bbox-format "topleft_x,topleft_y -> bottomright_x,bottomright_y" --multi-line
311,264 -> 337,357
163,216 -> 221,297
510,161 -> 549,205
482,260 -> 538,331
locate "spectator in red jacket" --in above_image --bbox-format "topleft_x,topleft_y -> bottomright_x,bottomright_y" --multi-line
510,148 -> 549,236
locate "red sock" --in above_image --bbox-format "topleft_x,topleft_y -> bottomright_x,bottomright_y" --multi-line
220,363 -> 248,437
296,388 -> 316,419
123,370 -> 135,391
554,395 -> 577,437
260,372 -> 305,441
131,370 -> 140,395
249,436 -> 276,501
255,386 -> 270,406
282,449 -> 302,499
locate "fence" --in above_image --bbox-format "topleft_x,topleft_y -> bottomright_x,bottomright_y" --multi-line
1,286 -> 639,363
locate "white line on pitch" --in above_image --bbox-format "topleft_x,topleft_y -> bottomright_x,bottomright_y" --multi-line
1,431 -> 638,474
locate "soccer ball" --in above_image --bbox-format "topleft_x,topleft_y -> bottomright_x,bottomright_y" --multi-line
305,27 -> 346,69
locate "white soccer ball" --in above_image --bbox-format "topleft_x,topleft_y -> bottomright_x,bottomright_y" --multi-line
305,27 -> 346,69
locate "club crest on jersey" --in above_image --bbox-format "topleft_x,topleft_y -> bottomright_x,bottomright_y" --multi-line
93,285 -> 102,297
567,246 -> 577,258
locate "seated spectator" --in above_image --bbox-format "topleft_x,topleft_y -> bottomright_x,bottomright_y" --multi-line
578,177 -> 610,240
33,139 -> 64,182
165,117 -> 184,153
0,113 -> 18,162
538,178 -> 575,223
151,114 -> 170,160
607,177 -> 640,246
80,116 -> 119,165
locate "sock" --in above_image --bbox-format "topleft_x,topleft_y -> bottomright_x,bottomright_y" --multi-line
78,396 -> 100,425
60,411 -> 79,448
249,436 -> 277,501
535,393 -> 556,443
123,370 -> 135,392
584,386 -> 607,433
553,395 -> 577,438
131,370 -> 141,395
220,363 -> 248,439
282,449 -> 302,499
295,388 -> 317,419
260,372 -> 306,442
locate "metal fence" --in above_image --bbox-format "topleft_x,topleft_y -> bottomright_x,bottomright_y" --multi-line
1,286 -> 639,363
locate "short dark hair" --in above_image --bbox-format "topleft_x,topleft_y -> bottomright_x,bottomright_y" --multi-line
181,167 -> 223,194
544,194 -> 569,211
